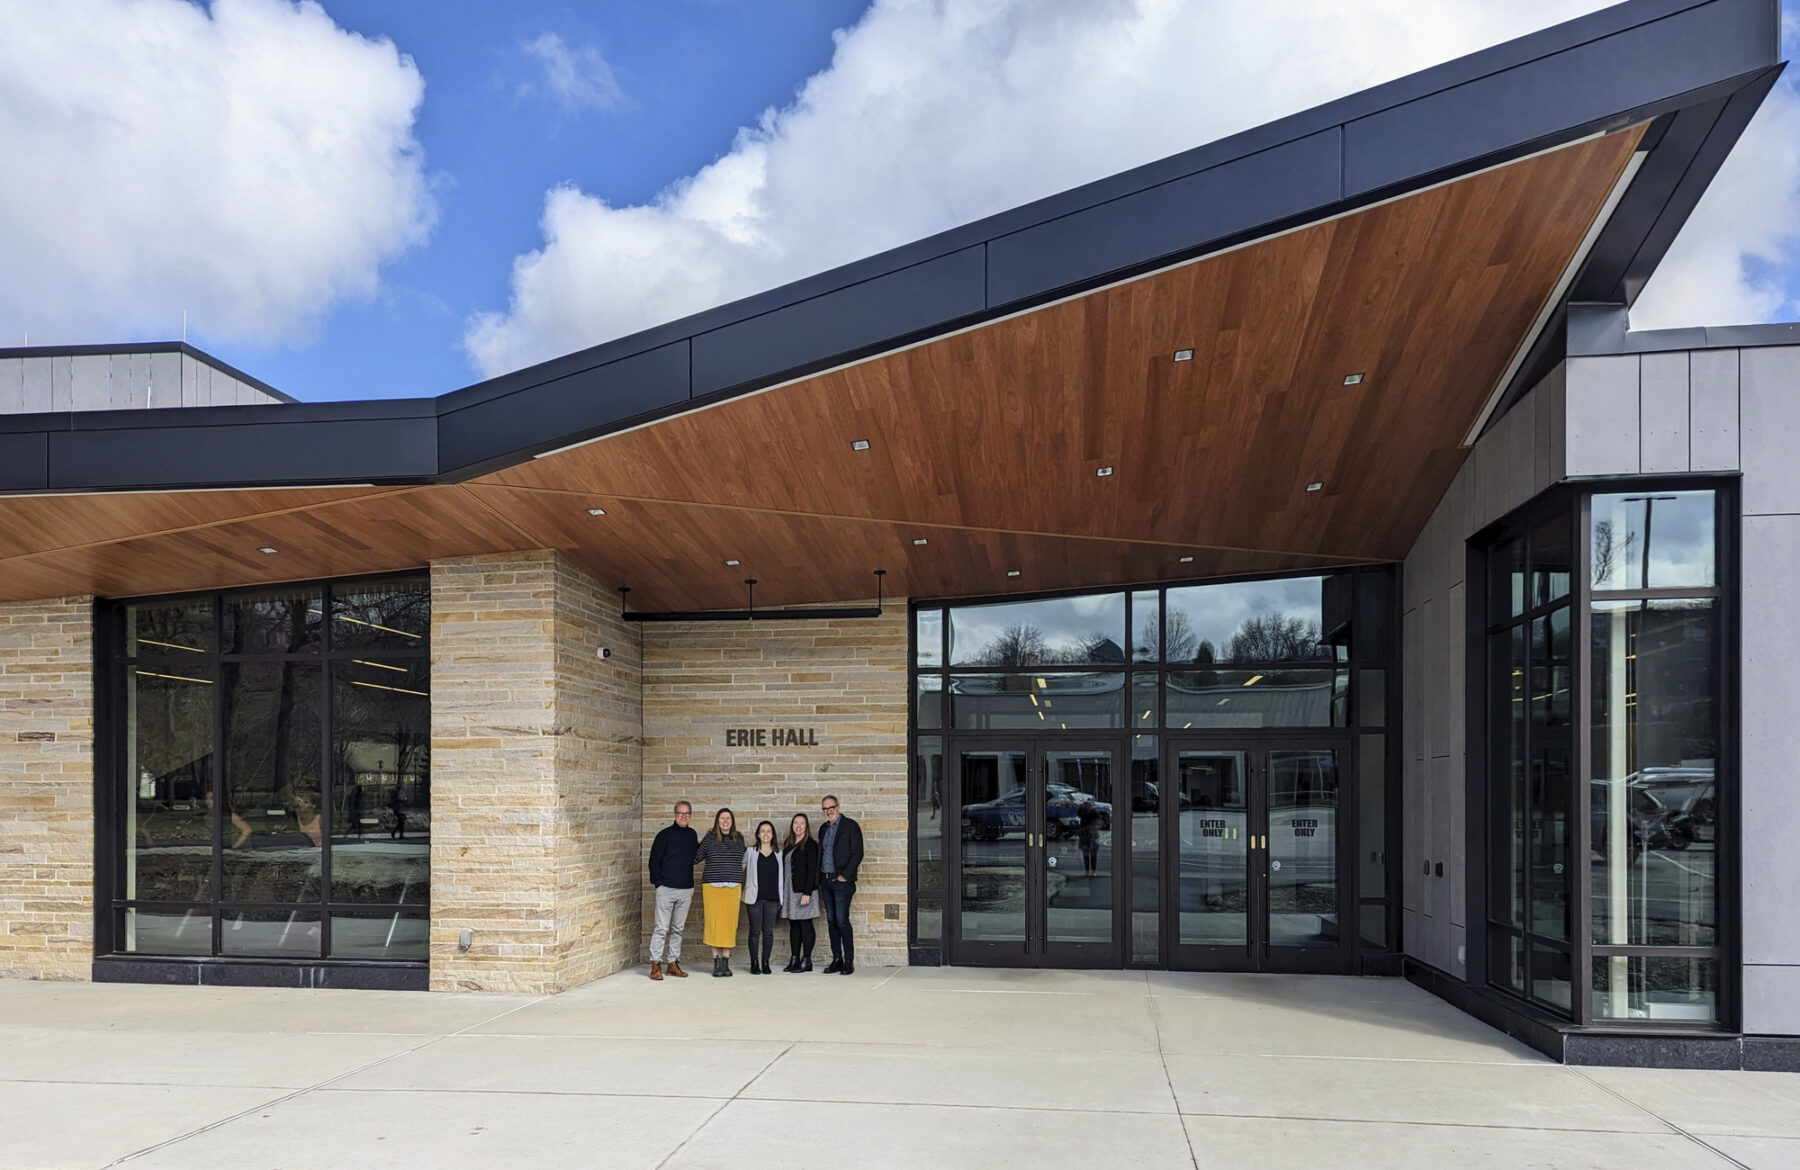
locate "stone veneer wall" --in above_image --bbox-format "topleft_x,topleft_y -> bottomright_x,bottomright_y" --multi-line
0,597 -> 94,980
429,552 -> 641,992
640,606 -> 908,967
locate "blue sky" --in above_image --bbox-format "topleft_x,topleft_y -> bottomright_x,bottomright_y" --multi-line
210,0 -> 867,401
3,1 -> 1797,404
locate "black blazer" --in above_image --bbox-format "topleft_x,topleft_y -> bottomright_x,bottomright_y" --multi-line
785,837 -> 822,894
823,814 -> 864,882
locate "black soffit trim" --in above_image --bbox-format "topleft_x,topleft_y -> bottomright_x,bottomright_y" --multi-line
619,572 -> 887,622
0,0 -> 1781,498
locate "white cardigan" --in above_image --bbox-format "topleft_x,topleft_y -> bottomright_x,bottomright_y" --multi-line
740,846 -> 786,905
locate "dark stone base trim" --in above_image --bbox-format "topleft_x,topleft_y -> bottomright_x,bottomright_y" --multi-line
1406,957 -> 1566,1061
1359,952 -> 1405,977
1405,957 -> 1800,1070
908,945 -> 943,966
93,956 -> 427,991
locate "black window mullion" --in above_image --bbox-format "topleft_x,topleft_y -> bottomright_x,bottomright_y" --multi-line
319,583 -> 334,960
210,593 -> 224,958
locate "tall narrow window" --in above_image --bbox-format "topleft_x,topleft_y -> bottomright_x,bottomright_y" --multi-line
1484,503 -> 1575,1015
1588,491 -> 1720,1023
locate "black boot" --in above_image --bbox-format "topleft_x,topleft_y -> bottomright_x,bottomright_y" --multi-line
720,955 -> 733,977
712,956 -> 724,977
783,954 -> 799,973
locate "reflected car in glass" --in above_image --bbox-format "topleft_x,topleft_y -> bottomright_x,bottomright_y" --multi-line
961,785 -> 1112,840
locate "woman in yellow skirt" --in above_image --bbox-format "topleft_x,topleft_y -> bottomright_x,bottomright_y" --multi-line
694,807 -> 746,976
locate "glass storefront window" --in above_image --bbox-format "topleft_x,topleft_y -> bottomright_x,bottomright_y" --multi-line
1165,669 -> 1345,729
915,675 -> 943,729
1132,673 -> 1157,728
109,576 -> 428,964
331,578 -> 428,653
915,609 -> 943,667
1130,735 -> 1159,965
948,594 -> 1126,667
1589,600 -> 1717,949
1130,591 -> 1160,663
331,910 -> 428,961
950,673 -> 1124,729
220,661 -> 324,904
331,659 -> 431,906
224,585 -> 323,654
127,600 -> 211,656
125,663 -> 215,903
1590,491 -> 1715,591
914,737 -> 944,945
1163,577 -> 1330,665
1592,954 -> 1718,1022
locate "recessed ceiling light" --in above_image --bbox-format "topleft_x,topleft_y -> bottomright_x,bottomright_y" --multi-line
912,538 -> 928,546
1096,466 -> 1114,477
724,559 -> 740,567
257,547 -> 277,555
1306,482 -> 1324,492
1006,570 -> 1021,578
1179,555 -> 1194,563
851,439 -> 871,451
586,508 -> 606,516
1343,373 -> 1364,386
1173,349 -> 1194,362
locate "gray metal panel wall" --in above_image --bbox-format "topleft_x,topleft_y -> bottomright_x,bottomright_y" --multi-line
1400,361 -> 1568,979
1736,344 -> 1800,1033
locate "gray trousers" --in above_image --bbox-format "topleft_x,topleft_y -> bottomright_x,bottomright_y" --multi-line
650,886 -> 694,962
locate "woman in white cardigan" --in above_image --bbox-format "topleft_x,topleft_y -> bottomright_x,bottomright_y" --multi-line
741,821 -> 785,975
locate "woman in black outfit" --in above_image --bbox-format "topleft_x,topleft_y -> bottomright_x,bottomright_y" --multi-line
741,820 -> 784,975
781,812 -> 822,972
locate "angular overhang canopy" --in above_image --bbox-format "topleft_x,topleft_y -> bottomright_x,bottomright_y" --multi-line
0,0 -> 1784,610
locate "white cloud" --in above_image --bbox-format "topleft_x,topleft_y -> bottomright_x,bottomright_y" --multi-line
520,32 -> 624,114
0,0 -> 434,348
466,0 -> 1652,378
1631,57 -> 1800,328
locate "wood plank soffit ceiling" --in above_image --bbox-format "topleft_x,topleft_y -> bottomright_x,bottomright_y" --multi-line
0,127 -> 1644,609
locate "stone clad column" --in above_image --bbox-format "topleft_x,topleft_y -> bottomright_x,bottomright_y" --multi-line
0,597 -> 94,980
429,552 -> 641,992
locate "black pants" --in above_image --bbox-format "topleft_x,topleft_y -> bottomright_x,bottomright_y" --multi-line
788,916 -> 816,961
747,900 -> 780,966
820,877 -> 856,964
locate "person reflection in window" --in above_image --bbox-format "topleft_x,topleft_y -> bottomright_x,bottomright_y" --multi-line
1078,799 -> 1102,878
291,790 -> 323,848
204,788 -> 252,849
388,787 -> 406,840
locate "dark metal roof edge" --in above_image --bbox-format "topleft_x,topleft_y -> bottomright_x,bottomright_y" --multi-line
0,341 -> 301,405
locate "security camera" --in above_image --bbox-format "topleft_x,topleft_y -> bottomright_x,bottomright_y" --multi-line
596,647 -> 613,660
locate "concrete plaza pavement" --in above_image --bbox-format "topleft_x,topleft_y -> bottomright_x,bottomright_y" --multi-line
1,965 -> 1796,1169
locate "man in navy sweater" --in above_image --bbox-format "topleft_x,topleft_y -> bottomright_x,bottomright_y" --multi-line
647,801 -> 699,980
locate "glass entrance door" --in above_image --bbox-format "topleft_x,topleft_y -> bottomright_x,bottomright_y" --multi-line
950,741 -> 1120,967
1166,741 -> 1351,973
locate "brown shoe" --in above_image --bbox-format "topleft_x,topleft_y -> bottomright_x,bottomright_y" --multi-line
665,961 -> 688,978
650,962 -> 663,981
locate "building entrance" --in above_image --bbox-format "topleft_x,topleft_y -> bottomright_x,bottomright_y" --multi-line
1163,739 -> 1352,974
947,740 -> 1121,967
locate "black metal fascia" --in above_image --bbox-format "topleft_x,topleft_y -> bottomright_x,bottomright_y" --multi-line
0,0 -> 1781,497
622,607 -> 884,623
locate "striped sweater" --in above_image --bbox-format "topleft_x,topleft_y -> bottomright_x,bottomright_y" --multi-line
695,832 -> 746,884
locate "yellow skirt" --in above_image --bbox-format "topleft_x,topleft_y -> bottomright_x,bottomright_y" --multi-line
702,883 -> 742,948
